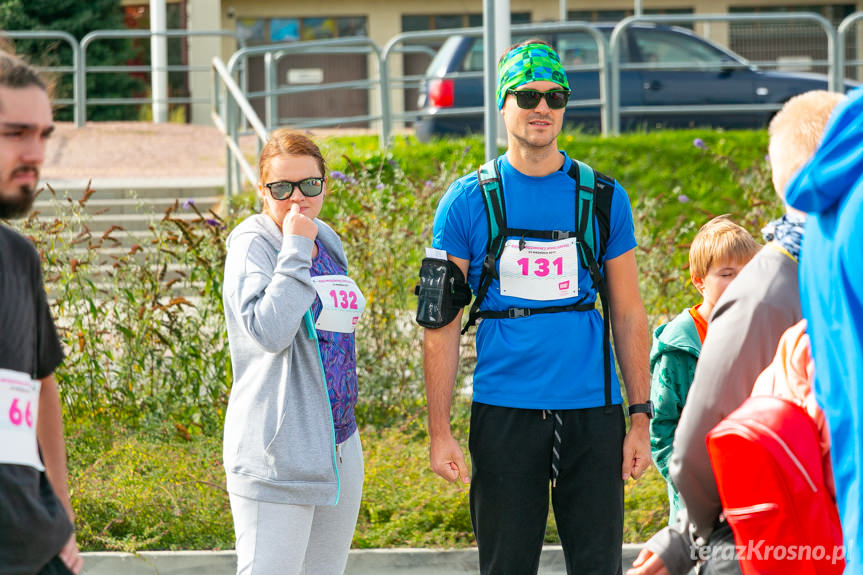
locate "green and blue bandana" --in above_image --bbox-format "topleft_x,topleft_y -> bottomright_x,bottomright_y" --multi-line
496,43 -> 569,109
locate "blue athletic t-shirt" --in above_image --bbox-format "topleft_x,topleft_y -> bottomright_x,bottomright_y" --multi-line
432,152 -> 637,409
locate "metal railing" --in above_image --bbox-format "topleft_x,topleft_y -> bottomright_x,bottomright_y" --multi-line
0,31 -> 81,125
609,12 -> 838,134
380,26 -> 481,146
838,11 -> 863,84
212,57 -> 268,198
381,21 -> 610,145
8,12 -> 863,169
226,37 -> 384,134
79,29 -> 241,127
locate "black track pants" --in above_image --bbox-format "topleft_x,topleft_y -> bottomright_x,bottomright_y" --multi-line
469,402 -> 625,575
38,556 -> 74,575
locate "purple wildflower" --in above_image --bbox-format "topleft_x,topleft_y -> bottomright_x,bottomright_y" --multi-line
424,180 -> 433,188
677,194 -> 690,203
693,138 -> 707,150
183,199 -> 195,209
205,218 -> 226,229
330,170 -> 348,181
375,183 -> 385,190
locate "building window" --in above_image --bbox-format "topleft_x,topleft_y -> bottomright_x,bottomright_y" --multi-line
270,19 -> 300,42
237,19 -> 267,45
402,12 -> 530,33
568,8 -> 694,29
568,10 -> 630,22
237,16 -> 368,45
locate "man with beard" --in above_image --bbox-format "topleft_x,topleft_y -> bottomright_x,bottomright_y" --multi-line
0,51 -> 83,575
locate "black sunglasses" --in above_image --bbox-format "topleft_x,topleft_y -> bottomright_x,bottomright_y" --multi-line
265,177 -> 325,200
506,89 -> 571,110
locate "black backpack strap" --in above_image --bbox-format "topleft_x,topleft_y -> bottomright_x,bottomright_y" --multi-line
478,300 -> 595,320
462,157 -> 619,409
504,228 -> 576,250
593,169 -> 615,263
569,160 -> 616,407
462,159 -> 506,335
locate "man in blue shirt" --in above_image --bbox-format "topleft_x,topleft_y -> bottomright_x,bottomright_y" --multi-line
423,40 -> 651,575
786,86 -> 863,575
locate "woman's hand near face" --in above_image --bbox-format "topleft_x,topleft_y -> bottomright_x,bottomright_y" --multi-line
282,202 -> 319,240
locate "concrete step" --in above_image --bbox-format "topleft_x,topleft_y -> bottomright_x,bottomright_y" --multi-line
34,177 -> 226,235
32,211 -> 221,234
41,177 -> 225,201
44,259 -> 207,299
33,196 -> 223,217
79,545 -> 647,575
33,177 -> 227,296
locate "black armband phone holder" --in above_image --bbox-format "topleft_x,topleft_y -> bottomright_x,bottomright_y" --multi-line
414,257 -> 472,329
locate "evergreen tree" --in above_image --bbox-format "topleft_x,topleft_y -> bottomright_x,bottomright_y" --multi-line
0,0 -> 146,121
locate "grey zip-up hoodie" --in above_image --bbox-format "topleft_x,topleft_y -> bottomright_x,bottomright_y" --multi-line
222,213 -> 346,505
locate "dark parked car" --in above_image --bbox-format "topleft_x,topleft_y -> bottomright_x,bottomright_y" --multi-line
415,23 -> 856,140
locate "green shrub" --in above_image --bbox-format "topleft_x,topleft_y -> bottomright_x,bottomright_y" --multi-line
318,143 -> 477,420
557,129 -> 779,325
67,421 -> 233,551
355,402 -> 473,548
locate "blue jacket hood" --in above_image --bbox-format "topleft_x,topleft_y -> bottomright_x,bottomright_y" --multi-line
785,86 -> 863,214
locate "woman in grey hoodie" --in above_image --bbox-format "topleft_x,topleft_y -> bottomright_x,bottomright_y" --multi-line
222,130 -> 365,575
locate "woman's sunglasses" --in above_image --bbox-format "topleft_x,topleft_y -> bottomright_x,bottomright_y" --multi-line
506,89 -> 571,110
265,177 -> 325,200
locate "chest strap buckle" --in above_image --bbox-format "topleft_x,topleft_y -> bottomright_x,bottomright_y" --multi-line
508,307 -> 531,319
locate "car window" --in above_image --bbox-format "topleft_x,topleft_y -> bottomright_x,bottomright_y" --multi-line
558,32 -> 600,66
461,40 -> 485,72
459,33 -> 596,72
427,36 -> 465,75
632,30 -> 728,65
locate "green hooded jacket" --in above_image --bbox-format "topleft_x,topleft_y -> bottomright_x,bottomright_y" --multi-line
649,308 -> 702,524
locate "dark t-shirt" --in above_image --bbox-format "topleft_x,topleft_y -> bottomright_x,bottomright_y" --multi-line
0,224 -> 72,574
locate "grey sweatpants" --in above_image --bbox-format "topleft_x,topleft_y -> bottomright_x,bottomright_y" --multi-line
229,431 -> 364,575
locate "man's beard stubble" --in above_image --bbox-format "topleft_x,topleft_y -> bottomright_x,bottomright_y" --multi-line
0,184 -> 36,220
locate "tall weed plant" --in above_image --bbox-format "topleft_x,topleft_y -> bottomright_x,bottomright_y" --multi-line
15,187 -> 249,432
318,141 -> 479,422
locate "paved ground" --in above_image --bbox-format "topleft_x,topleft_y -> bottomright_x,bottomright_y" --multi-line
41,121 -> 387,181
42,122 -> 236,181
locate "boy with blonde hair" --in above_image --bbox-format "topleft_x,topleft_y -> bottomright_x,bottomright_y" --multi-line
649,216 -> 760,523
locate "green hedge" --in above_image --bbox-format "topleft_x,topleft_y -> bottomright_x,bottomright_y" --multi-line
15,128 -> 779,550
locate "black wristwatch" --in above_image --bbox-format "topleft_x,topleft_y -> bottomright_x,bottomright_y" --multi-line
628,401 -> 655,419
